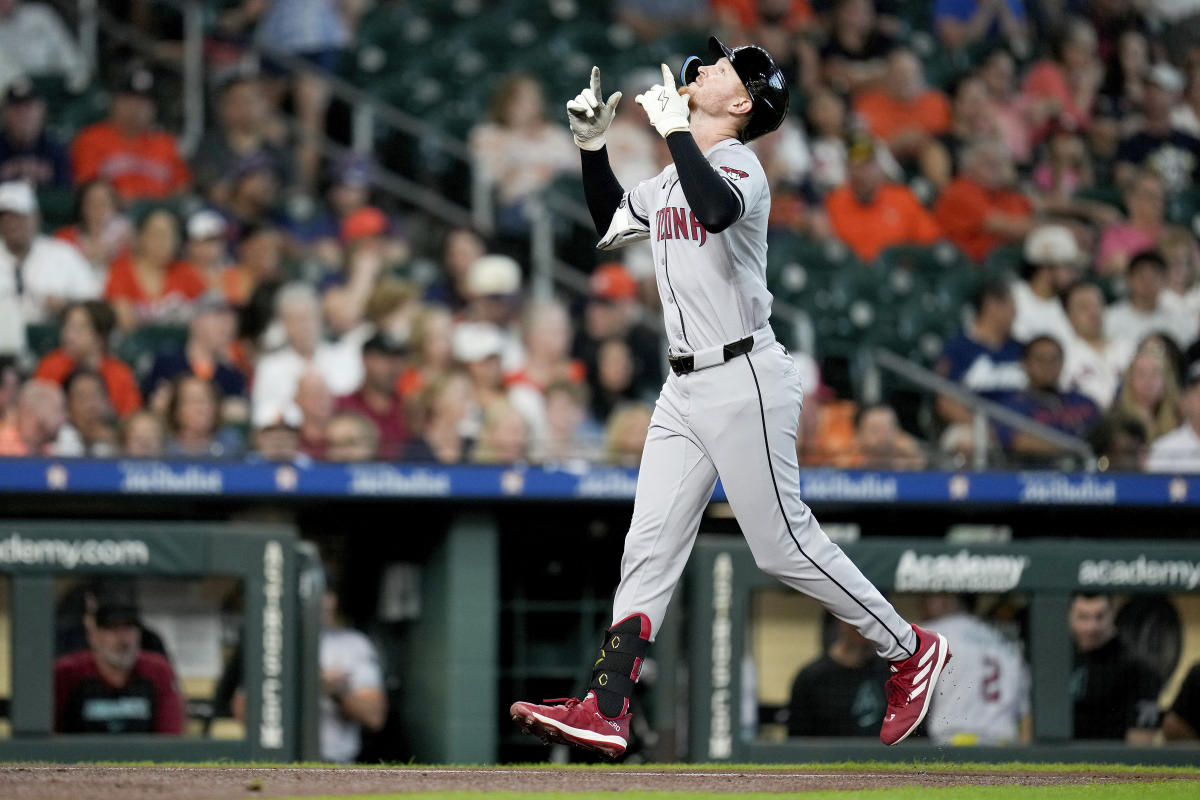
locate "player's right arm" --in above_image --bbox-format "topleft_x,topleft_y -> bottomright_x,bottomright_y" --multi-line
567,67 -> 626,234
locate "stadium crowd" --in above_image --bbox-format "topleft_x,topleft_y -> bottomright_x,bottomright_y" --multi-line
0,0 -> 1200,471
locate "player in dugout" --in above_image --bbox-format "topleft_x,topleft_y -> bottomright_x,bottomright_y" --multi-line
511,37 -> 951,757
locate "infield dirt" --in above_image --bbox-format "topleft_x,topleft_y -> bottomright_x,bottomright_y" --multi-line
2,765 -> 1200,799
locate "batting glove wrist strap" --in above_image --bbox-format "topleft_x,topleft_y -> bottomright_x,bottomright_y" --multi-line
636,63 -> 691,139
567,66 -> 622,152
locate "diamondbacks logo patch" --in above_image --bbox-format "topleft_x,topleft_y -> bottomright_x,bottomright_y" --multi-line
719,165 -> 749,180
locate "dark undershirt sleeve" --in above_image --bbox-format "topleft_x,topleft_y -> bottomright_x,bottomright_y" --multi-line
580,147 -> 626,234
665,132 -> 742,233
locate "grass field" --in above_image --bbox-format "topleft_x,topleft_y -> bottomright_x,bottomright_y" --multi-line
273,789 -> 1200,800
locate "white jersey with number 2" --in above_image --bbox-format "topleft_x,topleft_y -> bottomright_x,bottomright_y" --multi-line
923,612 -> 1030,745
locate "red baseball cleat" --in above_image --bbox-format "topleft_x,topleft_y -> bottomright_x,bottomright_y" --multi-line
880,624 -> 951,746
510,692 -> 631,758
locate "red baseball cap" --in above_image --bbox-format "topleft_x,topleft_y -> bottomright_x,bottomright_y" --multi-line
589,263 -> 637,302
341,207 -> 388,242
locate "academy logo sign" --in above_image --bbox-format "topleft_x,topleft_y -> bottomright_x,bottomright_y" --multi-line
894,549 -> 1030,592
1078,556 -> 1200,590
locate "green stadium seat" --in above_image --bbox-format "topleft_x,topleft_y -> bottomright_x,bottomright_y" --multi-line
25,323 -> 59,359
113,325 -> 188,377
36,186 -> 75,232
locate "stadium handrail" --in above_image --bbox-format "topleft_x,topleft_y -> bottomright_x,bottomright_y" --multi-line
872,347 -> 1097,471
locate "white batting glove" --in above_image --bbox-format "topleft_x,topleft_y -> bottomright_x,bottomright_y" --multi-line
566,66 -> 622,152
635,63 -> 690,139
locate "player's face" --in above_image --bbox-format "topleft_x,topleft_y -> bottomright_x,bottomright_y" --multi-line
687,58 -> 749,116
1068,596 -> 1115,653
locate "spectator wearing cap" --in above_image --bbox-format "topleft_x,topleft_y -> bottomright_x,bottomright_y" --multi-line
852,48 -> 952,164
0,180 -> 98,346
403,369 -> 476,464
824,135 -> 942,262
184,210 -> 232,293
1011,224 -> 1079,345
0,0 -> 88,88
291,154 -> 376,263
993,335 -> 1100,464
248,400 -> 310,466
1060,281 -> 1133,411
1146,360 -> 1200,472
0,78 -> 69,187
54,180 -> 132,282
574,262 -> 664,400
1097,171 -> 1168,276
319,208 -> 394,337
453,321 -> 508,414
1105,250 -> 1196,350
70,65 -> 191,201
425,226 -> 487,313
220,222 -> 284,307
34,300 -> 141,417
1116,63 -> 1200,194
54,594 -> 184,734
191,74 -> 292,206
105,207 -> 207,331
933,137 -> 1034,262
144,294 -> 245,416
334,332 -> 411,459
463,254 -> 525,368
221,153 -> 283,234
252,282 -> 362,424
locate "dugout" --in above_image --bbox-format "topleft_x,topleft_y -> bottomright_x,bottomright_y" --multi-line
0,521 -> 323,761
686,536 -> 1200,766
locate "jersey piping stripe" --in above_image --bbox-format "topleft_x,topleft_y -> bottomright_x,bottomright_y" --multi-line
662,179 -> 691,348
723,177 -> 746,220
627,196 -> 650,228
742,353 -> 915,660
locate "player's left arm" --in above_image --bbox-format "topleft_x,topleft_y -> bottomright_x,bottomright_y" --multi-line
636,65 -> 744,233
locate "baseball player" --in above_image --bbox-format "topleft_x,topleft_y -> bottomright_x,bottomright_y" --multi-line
920,594 -> 1031,745
510,37 -> 950,757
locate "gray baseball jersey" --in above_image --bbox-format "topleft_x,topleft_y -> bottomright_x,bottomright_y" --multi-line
625,139 -> 772,353
604,138 -> 919,664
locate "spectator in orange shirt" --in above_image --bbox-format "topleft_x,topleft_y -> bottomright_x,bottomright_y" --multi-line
219,222 -> 285,308
853,48 -> 952,162
33,300 -> 141,417
933,137 -> 1035,262
105,207 -> 207,331
69,64 -> 191,202
824,135 -> 942,262
0,379 -> 66,456
836,403 -> 927,469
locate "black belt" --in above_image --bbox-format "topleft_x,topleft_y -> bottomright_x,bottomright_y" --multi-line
668,335 -> 754,376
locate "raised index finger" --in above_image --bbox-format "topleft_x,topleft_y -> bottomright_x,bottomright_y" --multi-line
660,63 -> 675,92
590,66 -> 603,100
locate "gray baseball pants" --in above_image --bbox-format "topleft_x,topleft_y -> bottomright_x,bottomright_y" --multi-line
612,327 -> 918,662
